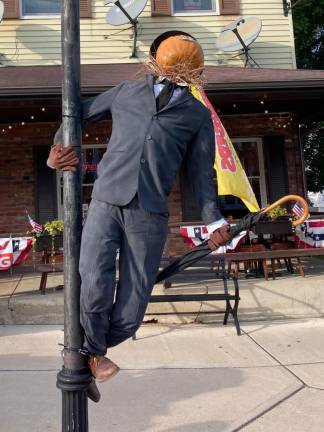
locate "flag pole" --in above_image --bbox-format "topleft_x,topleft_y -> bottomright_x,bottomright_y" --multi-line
56,0 -> 97,430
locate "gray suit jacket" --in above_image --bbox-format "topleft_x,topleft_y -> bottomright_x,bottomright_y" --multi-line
54,74 -> 222,224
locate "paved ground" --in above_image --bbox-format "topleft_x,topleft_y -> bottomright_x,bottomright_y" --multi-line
1,319 -> 324,431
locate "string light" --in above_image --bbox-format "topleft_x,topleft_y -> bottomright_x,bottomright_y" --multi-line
264,110 -> 268,114
260,100 -> 265,105
233,104 -> 237,108
85,133 -> 89,138
95,137 -> 99,141
30,115 -> 34,120
8,125 -> 12,129
41,107 -> 46,112
21,122 -> 25,126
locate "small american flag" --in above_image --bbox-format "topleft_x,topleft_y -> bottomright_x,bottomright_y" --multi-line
292,201 -> 305,219
27,213 -> 44,234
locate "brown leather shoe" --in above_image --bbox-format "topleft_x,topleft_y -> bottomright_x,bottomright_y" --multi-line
88,355 -> 120,383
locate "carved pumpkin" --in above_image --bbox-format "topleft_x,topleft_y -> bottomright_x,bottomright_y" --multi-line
155,35 -> 204,75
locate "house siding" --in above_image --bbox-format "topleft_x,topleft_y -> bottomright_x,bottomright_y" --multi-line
0,0 -> 296,68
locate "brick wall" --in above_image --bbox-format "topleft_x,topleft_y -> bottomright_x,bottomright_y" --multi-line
0,114 -> 305,258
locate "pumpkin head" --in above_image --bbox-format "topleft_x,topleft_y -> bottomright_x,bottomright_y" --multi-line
155,34 -> 204,77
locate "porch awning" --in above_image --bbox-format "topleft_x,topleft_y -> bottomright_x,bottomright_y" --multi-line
1,63 -> 324,96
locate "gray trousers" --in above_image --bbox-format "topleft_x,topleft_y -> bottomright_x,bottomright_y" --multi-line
79,196 -> 168,355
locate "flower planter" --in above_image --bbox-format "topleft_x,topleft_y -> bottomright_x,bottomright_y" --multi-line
252,219 -> 293,235
34,234 -> 63,252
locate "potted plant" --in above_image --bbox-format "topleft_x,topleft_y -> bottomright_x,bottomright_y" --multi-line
35,219 -> 64,254
253,206 -> 293,235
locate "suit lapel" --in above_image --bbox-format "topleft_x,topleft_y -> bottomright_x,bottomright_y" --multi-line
145,74 -> 193,114
146,74 -> 158,113
159,86 -> 193,114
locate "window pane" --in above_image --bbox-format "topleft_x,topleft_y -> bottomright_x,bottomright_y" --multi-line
173,0 -> 213,13
233,141 -> 260,177
82,148 -> 106,185
22,0 -> 61,15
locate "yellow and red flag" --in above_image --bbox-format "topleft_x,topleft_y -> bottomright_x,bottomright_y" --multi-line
190,85 -> 260,212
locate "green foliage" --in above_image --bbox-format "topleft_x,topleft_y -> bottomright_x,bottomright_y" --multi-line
303,121 -> 324,192
292,1 -> 324,191
292,0 -> 324,69
44,219 -> 64,237
268,206 -> 288,220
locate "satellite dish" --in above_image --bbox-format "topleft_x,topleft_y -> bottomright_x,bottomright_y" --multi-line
216,17 -> 262,68
104,0 -> 147,58
0,1 -> 4,23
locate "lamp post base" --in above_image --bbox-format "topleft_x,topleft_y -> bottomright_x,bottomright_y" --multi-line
57,350 -> 99,432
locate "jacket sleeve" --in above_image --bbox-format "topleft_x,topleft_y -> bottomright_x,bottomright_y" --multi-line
53,82 -> 125,144
186,112 -> 223,225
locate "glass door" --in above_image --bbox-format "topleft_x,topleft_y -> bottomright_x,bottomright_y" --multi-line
57,144 -> 106,220
232,137 -> 267,208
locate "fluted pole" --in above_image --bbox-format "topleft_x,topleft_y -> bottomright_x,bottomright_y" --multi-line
56,0 -> 93,430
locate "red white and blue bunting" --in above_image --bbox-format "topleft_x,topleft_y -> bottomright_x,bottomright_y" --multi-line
0,237 -> 33,271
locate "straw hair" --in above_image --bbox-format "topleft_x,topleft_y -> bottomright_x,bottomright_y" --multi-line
145,56 -> 206,87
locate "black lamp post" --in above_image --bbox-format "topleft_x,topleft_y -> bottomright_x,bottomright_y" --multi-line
56,0 -> 100,430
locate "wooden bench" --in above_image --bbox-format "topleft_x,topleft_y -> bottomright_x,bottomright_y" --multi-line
38,250 -> 63,295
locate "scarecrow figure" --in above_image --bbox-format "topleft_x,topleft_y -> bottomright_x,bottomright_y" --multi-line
47,31 -> 232,383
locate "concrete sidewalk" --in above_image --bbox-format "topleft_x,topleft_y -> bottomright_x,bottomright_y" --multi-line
1,319 -> 324,431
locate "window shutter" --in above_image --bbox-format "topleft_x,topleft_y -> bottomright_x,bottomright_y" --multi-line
219,0 -> 240,15
151,0 -> 171,16
3,0 -> 20,18
263,136 -> 288,204
34,146 -> 58,224
80,0 -> 92,18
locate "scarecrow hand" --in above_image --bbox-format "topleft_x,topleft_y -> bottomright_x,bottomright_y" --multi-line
47,143 -> 79,172
208,225 -> 232,251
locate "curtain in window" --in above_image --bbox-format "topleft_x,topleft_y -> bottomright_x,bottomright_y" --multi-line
22,0 -> 61,15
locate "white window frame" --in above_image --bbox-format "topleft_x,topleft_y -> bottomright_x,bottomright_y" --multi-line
19,0 -> 61,19
56,143 -> 106,219
171,0 -> 219,16
232,137 -> 267,208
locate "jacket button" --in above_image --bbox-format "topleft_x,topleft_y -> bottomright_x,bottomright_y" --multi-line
141,158 -> 146,163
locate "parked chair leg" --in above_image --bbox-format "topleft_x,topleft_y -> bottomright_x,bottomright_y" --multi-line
297,257 -> 305,277
262,259 -> 268,281
39,272 -> 48,295
271,259 -> 276,280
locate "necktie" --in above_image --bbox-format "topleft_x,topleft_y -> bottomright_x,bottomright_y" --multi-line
156,79 -> 177,111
